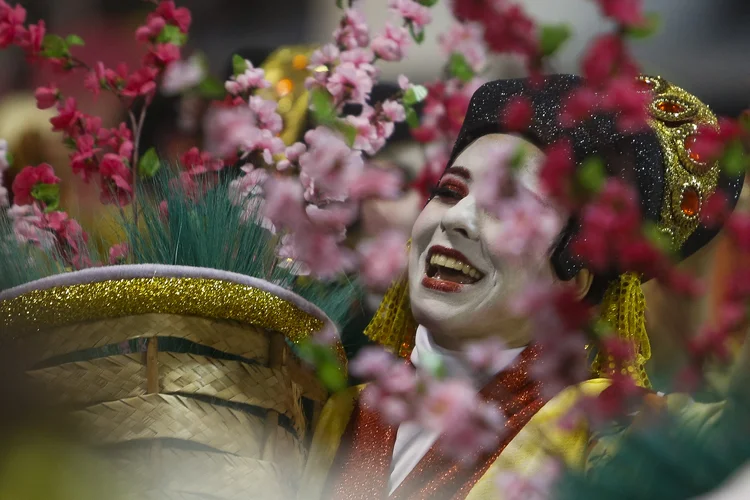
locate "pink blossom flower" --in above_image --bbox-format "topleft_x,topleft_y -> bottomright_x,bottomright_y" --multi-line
161,54 -> 205,95
538,140 -> 575,205
276,142 -> 307,171
348,165 -> 403,200
146,42 -> 181,67
339,48 -> 376,75
357,230 -> 408,290
155,0 -> 192,33
595,0 -> 645,26
601,77 -> 650,132
353,346 -> 418,424
420,378 -> 506,464
389,0 -> 432,29
398,74 -> 410,90
371,22 -> 410,62
34,84 -> 59,109
108,243 -> 129,264
8,204 -> 54,248
122,66 -> 159,102
333,8 -> 370,50
98,153 -> 133,206
488,194 -> 563,262
463,337 -> 509,375
501,96 -> 533,132
309,43 -> 340,68
263,176 -> 306,230
482,5 -> 538,58
439,22 -> 488,73
495,458 -> 561,500
135,15 -> 165,42
19,20 -> 44,56
70,135 -> 101,181
382,99 -> 406,122
225,62 -> 270,95
248,95 -> 283,135
277,228 -> 356,278
559,86 -> 600,127
228,164 -> 267,203
306,203 -> 358,239
0,3 -> 26,49
0,138 -> 9,170
299,127 -> 365,202
326,62 -> 374,104
241,128 -> 285,164
350,346 -> 398,379
50,97 -> 81,135
12,164 -> 60,206
582,34 -> 639,86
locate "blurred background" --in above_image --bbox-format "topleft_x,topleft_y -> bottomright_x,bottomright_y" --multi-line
1,0 -> 748,112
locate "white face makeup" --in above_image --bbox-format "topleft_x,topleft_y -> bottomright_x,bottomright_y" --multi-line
408,134 -> 567,349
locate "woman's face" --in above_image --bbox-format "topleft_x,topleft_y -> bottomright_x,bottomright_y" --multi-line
408,134 -> 566,349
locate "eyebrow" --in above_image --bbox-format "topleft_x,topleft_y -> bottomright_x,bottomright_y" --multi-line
443,166 -> 471,180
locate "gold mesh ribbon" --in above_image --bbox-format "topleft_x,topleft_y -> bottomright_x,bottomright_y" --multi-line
593,272 -> 652,388
363,276 -> 418,358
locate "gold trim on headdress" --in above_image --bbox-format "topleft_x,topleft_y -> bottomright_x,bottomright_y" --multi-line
259,45 -> 318,146
593,76 -> 722,386
638,75 -> 720,249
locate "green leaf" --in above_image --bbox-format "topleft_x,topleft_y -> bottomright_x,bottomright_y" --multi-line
448,53 -> 475,83
198,76 -> 226,99
336,0 -> 344,8
417,0 -> 438,5
577,156 -> 605,193
420,352 -> 447,379
625,12 -> 661,39
41,34 -> 69,59
509,146 -> 527,171
403,85 -> 428,106
721,140 -> 749,177
156,25 -> 188,46
138,147 -> 161,178
310,88 -> 335,124
335,121 -> 358,148
408,22 -> 425,44
31,183 -> 60,212
65,34 -> 85,47
232,54 -> 248,77
643,221 -> 675,256
405,106 -> 421,128
539,23 -> 571,57
4,151 -> 13,168
318,361 -> 347,392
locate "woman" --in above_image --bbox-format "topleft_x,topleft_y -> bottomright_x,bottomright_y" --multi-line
298,74 -> 744,499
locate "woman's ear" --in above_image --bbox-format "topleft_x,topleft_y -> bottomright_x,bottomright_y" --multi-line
574,268 -> 593,300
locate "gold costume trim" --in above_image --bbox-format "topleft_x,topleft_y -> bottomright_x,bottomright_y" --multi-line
638,75 -> 720,249
0,277 -> 323,343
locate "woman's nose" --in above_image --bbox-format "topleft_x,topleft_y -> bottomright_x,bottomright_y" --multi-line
439,196 -> 480,240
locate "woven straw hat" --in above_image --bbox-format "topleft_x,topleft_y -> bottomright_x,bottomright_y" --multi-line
0,264 -> 339,499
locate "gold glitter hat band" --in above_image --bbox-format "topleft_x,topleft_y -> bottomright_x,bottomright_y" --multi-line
0,264 -> 341,359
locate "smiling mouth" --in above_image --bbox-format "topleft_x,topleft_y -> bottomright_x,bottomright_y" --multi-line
422,245 -> 484,292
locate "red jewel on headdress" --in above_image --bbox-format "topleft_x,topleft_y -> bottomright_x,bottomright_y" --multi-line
683,134 -> 705,164
680,187 -> 701,217
656,100 -> 685,114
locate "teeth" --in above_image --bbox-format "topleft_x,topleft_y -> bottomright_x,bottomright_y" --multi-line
428,252 -> 482,279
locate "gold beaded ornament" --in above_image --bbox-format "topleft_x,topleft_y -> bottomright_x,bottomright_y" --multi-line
366,76 -> 723,390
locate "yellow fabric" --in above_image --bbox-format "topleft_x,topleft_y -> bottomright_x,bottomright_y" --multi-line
299,379 -> 611,500
298,385 -> 364,500
466,378 -> 611,500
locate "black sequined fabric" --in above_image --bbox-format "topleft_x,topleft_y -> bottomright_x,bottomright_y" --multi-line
444,75 -> 743,301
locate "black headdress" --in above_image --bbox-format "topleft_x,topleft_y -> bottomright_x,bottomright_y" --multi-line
447,74 -> 744,299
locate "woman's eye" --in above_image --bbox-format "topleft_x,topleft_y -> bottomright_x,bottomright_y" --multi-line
431,179 -> 468,203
